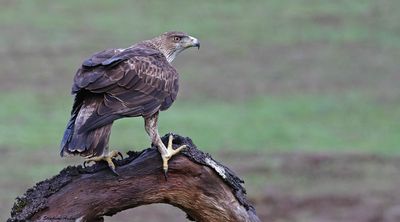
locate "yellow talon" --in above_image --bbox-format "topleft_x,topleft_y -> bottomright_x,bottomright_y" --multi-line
83,150 -> 123,176
162,134 -> 186,179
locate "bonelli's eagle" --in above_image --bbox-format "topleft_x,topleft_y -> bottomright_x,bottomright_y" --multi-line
60,31 -> 200,176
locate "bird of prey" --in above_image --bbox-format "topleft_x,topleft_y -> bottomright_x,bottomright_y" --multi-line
60,31 -> 200,177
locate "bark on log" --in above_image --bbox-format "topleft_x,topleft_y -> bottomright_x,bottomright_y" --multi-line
8,134 -> 260,222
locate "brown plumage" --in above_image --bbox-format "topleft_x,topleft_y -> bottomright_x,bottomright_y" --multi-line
60,32 -> 200,168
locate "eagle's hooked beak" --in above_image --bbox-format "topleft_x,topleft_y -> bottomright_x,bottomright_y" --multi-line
188,36 -> 200,50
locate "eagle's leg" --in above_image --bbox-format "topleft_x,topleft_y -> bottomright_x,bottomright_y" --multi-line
145,113 -> 186,179
83,150 -> 123,176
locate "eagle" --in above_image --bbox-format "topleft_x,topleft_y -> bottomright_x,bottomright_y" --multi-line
60,31 -> 200,177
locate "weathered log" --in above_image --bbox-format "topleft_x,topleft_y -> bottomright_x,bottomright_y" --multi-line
8,134 -> 260,222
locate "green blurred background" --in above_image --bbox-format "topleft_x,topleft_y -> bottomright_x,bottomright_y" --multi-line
1,1 -> 400,221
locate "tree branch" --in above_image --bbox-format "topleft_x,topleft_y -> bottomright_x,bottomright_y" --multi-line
8,134 -> 260,222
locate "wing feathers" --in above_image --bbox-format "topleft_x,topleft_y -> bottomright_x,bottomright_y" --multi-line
82,48 -> 122,68
72,45 -> 179,134
117,70 -> 136,88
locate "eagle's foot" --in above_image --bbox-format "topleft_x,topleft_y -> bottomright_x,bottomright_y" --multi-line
83,150 -> 123,176
161,134 -> 187,180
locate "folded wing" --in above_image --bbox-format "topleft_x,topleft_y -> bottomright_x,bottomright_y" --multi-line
72,46 -> 179,134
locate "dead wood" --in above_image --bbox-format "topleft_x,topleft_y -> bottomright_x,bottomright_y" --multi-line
8,134 -> 260,222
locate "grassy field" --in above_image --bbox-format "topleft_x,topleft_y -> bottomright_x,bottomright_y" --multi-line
1,0 -> 400,221
1,92 -> 399,154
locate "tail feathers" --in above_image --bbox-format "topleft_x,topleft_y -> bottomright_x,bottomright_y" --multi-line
60,122 -> 112,157
60,114 -> 77,157
65,132 -> 89,153
61,95 -> 112,157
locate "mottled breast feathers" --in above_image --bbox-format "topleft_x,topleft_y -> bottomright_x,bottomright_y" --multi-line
71,46 -> 179,133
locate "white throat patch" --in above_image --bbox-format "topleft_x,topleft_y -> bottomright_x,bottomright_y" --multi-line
166,49 -> 184,63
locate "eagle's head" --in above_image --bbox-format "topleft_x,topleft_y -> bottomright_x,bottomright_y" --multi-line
149,31 -> 200,63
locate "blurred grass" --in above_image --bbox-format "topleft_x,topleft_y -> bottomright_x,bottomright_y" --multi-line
1,0 -> 400,221
0,92 -> 399,154
1,0 -> 400,48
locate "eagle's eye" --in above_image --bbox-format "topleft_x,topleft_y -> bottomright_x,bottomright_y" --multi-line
173,36 -> 182,42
